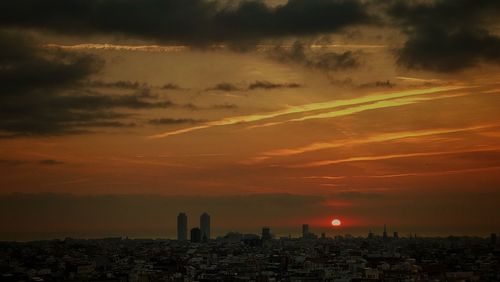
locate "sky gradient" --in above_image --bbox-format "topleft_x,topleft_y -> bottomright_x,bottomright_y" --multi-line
1,0 -> 500,240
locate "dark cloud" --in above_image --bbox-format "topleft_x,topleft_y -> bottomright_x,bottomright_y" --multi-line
206,81 -> 302,92
0,0 -> 373,44
161,83 -> 183,90
71,121 -> 137,128
38,159 -> 65,165
148,118 -> 202,125
89,80 -> 149,90
206,82 -> 242,92
271,41 -> 362,71
177,103 -> 238,111
0,32 -> 101,95
358,80 -> 395,88
0,31 -> 176,137
210,103 -> 238,110
248,81 -> 301,90
388,0 -> 500,72
58,92 -> 174,110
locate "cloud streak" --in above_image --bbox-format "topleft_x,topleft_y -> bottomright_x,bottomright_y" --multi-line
247,92 -> 468,129
248,124 -> 499,163
149,86 -> 466,138
289,146 -> 500,168
357,166 -> 500,179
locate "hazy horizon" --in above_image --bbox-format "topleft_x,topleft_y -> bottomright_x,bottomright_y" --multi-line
0,192 -> 497,241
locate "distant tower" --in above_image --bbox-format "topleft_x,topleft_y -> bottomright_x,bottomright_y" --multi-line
393,231 -> 399,239
261,226 -> 272,241
383,224 -> 388,241
190,227 -> 201,243
200,212 -> 211,241
368,229 -> 374,239
177,213 -> 187,241
302,224 -> 309,238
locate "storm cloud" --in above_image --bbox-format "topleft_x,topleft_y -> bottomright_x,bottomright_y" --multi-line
0,0 -> 372,44
388,0 -> 500,72
0,31 -> 175,137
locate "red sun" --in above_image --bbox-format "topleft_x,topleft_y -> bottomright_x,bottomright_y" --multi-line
331,219 -> 341,226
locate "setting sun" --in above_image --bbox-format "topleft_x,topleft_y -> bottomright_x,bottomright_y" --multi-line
331,219 -> 341,226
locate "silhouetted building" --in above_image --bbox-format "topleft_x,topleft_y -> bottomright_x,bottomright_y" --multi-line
368,229 -> 374,239
302,224 -> 309,238
200,212 -> 211,241
261,227 -> 272,241
177,212 -> 187,241
383,224 -> 388,241
190,227 -> 201,243
491,233 -> 497,245
393,231 -> 399,239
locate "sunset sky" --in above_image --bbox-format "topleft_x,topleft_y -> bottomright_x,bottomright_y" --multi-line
1,0 -> 500,240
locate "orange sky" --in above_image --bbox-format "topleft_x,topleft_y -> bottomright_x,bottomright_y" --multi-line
1,0 -> 500,239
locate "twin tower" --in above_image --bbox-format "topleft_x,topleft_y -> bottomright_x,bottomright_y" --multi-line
177,212 -> 211,242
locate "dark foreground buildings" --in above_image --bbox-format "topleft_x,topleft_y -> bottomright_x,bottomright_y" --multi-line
1,220 -> 499,281
1,233 -> 499,281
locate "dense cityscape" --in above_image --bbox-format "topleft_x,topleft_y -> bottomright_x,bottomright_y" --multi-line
1,213 -> 499,282
3,0 -> 500,281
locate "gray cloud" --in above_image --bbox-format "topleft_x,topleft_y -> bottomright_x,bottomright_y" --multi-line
358,80 -> 395,88
206,81 -> 302,92
89,80 -> 149,90
148,118 -> 203,125
0,0 -> 373,44
248,81 -> 301,90
161,83 -> 184,90
388,0 -> 500,72
206,82 -> 242,92
210,103 -> 238,110
0,31 -> 181,137
270,41 -> 362,71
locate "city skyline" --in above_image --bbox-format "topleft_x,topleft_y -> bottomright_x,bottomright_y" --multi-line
1,0 -> 500,241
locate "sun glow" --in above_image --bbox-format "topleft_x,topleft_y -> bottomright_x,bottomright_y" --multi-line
331,219 -> 341,226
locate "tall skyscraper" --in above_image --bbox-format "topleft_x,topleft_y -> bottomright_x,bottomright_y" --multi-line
302,224 -> 309,238
190,227 -> 201,243
200,212 -> 211,241
261,226 -> 272,241
177,212 -> 187,241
